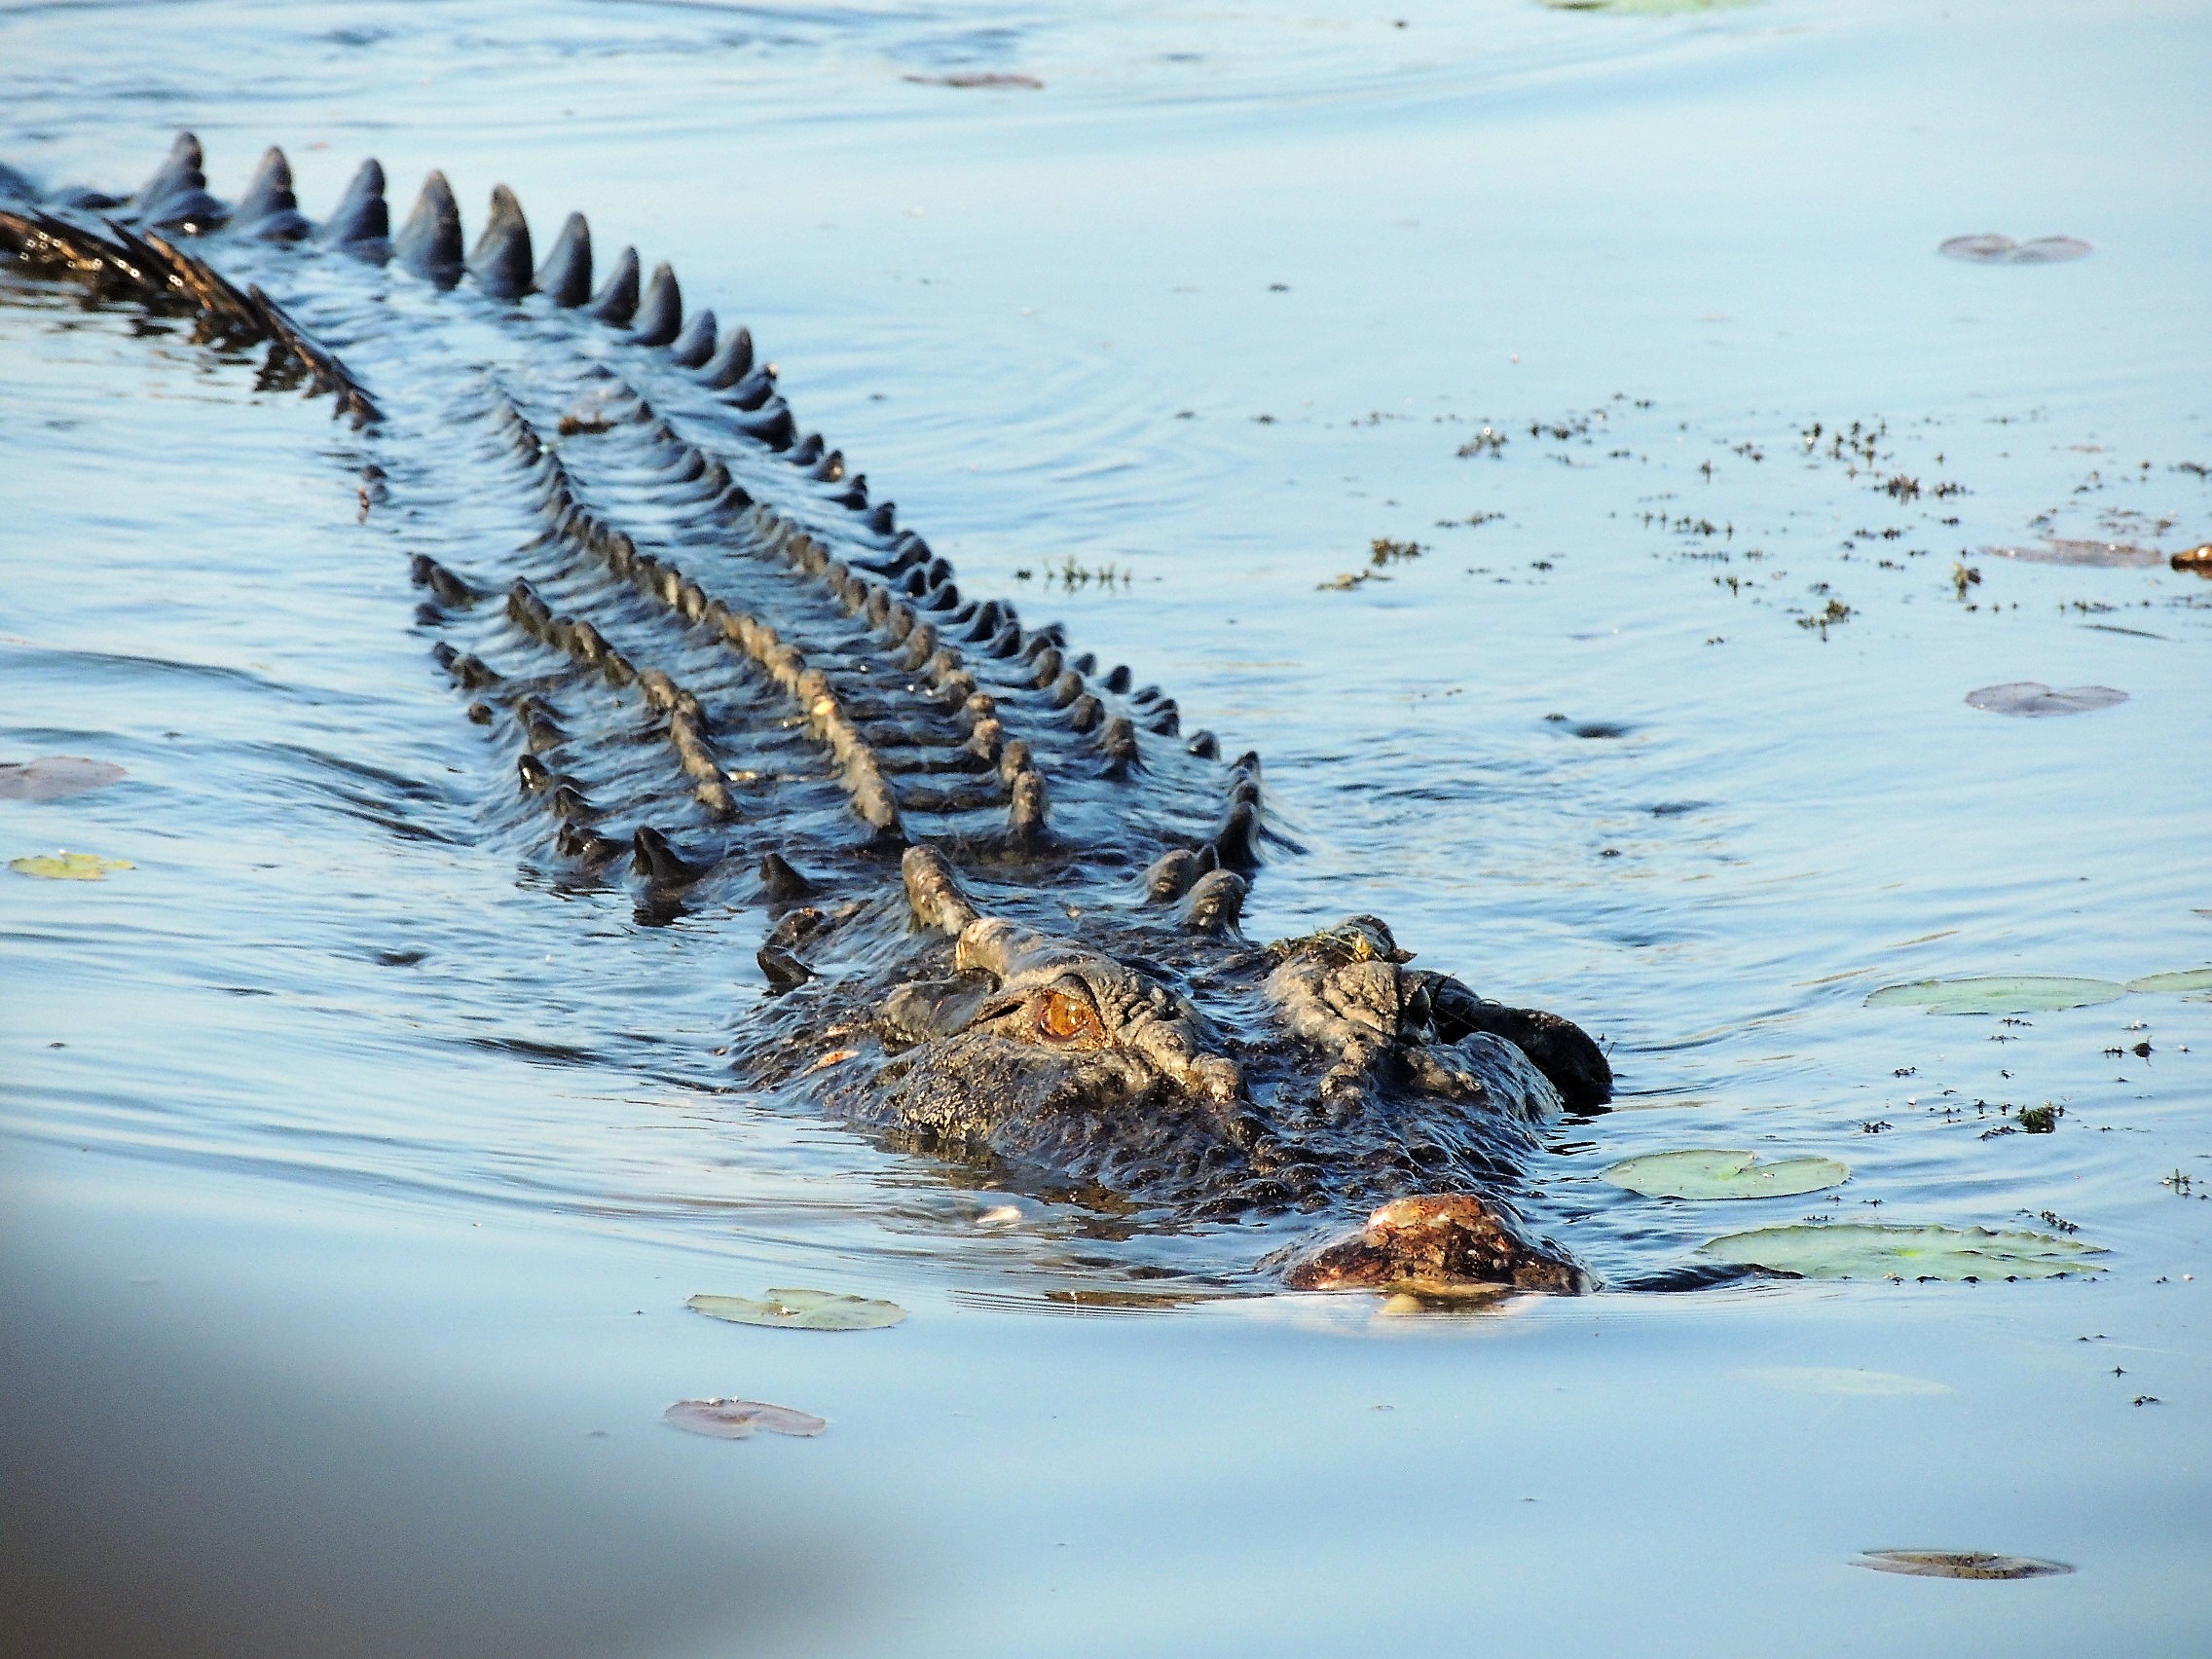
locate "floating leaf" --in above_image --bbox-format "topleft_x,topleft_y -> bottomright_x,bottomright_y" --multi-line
0,756 -> 128,802
664,1398 -> 827,1439
1938,234 -> 2092,264
1983,538 -> 2166,569
1864,975 -> 2124,1014
1966,682 -> 2128,717
1698,1223 -> 2106,1281
1855,1550 -> 2074,1580
687,1287 -> 906,1331
10,851 -> 133,880
1604,1149 -> 1849,1200
2126,968 -> 2212,995
2172,544 -> 2212,577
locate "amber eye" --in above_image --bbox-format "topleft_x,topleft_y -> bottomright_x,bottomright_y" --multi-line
1033,987 -> 1106,1047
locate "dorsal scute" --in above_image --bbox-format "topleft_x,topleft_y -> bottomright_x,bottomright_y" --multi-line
533,211 -> 592,306
324,158 -> 389,249
467,184 -> 534,300
394,169 -> 463,287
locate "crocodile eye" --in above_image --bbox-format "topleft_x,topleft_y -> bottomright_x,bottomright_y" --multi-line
1032,986 -> 1105,1048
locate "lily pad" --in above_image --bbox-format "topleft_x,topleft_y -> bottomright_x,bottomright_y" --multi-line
1604,1149 -> 1849,1200
1938,234 -> 2092,265
1865,976 -> 2124,1014
10,851 -> 133,880
0,756 -> 127,801
663,1397 -> 827,1439
1698,1223 -> 2106,1280
1855,1549 -> 2074,1580
687,1287 -> 907,1331
1966,682 -> 2128,717
2125,968 -> 2212,995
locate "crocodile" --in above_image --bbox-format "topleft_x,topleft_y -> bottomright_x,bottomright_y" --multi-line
1,132 -> 1616,1296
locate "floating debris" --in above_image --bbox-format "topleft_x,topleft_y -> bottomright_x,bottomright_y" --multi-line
1318,569 -> 1391,592
1603,1149 -> 1849,1201
1965,682 -> 2128,717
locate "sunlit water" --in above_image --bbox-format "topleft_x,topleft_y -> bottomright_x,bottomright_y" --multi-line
2,1 -> 2207,1654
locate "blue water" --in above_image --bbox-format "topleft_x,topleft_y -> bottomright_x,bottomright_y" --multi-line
2,1 -> 2207,1653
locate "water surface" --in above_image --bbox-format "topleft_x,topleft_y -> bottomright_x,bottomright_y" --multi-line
3,1 -> 2207,1653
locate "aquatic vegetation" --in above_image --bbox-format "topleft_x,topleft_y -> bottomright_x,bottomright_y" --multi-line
1965,682 -> 2128,717
0,756 -> 126,800
1602,1149 -> 1849,1200
9,851 -> 132,880
2125,969 -> 2212,995
1698,1223 -> 2106,1280
663,1398 -> 828,1438
687,1288 -> 908,1331
1863,975 -> 2125,1014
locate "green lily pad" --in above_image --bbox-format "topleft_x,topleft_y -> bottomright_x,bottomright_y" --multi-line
1855,1550 -> 2074,1580
687,1287 -> 907,1332
2126,968 -> 2212,995
1699,1223 -> 2106,1281
1604,1149 -> 1849,1201
1864,976 -> 2124,1014
10,852 -> 133,880
0,756 -> 127,801
663,1397 -> 827,1439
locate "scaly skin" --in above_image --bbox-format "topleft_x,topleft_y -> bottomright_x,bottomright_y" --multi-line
1,131 -> 1615,1294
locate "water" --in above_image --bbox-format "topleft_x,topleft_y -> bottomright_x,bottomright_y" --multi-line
3,1 -> 2208,1653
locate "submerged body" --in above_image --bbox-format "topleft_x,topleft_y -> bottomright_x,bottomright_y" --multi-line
1,133 -> 1613,1293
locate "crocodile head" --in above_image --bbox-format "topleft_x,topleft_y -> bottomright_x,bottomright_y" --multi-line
794,847 -> 1609,1294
